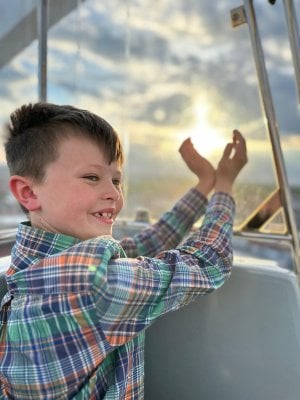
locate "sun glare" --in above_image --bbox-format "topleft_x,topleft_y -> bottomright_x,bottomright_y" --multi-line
187,103 -> 227,160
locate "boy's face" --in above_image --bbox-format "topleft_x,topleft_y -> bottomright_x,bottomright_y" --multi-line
30,135 -> 124,240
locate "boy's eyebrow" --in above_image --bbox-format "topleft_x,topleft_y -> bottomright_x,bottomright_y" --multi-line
80,163 -> 122,175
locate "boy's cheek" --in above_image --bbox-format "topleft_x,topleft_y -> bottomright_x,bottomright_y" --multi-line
117,196 -> 124,215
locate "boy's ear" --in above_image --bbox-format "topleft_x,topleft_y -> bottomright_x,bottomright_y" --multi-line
9,175 -> 41,212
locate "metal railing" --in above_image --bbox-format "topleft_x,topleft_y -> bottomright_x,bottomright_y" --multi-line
231,0 -> 300,277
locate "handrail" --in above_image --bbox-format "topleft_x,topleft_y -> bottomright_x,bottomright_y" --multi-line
37,0 -> 48,101
232,0 -> 300,277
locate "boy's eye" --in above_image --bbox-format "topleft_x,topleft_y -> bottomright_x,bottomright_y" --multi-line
84,175 -> 99,182
113,179 -> 122,187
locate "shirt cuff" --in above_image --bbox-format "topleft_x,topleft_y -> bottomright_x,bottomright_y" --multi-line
209,191 -> 235,215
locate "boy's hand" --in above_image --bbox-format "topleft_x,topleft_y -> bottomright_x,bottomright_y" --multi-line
179,138 -> 216,196
215,130 -> 247,195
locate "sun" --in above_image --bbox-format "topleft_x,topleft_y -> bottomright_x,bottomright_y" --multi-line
187,103 -> 227,160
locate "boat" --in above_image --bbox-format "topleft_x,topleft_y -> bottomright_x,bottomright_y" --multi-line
0,1 -> 300,399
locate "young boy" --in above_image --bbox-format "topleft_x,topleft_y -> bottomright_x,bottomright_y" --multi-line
0,102 -> 247,399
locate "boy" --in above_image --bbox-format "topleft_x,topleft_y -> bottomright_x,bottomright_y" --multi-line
0,102 -> 247,399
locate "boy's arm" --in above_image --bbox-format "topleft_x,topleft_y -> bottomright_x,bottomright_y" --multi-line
91,191 -> 235,346
120,188 -> 207,258
120,138 -> 216,258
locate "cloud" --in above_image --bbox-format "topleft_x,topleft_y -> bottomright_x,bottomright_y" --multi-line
0,0 -> 299,189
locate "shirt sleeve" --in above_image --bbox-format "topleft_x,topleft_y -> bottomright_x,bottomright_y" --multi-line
119,188 -> 208,258
90,191 -> 235,346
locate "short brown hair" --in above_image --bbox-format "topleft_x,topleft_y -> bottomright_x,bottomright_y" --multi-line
4,102 -> 123,213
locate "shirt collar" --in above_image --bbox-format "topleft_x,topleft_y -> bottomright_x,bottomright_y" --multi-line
15,221 -> 81,259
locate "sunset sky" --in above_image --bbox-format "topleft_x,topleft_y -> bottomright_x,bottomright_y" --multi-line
1,0 -> 300,191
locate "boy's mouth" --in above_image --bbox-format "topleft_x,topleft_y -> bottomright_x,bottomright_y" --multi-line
92,210 -> 115,225
93,212 -> 113,219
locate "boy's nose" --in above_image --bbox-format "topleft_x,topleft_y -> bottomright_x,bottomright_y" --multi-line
101,181 -> 120,201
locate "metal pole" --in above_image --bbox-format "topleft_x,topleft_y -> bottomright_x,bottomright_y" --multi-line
243,0 -> 300,276
283,0 -> 300,104
38,0 -> 48,101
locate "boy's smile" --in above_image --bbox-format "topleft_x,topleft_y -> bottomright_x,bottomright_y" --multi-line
29,135 -> 124,240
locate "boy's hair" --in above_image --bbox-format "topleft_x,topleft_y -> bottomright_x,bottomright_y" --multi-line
4,102 -> 123,213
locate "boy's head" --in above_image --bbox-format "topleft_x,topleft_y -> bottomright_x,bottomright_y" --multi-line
4,102 -> 124,240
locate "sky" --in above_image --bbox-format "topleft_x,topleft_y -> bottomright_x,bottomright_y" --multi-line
0,0 -> 300,191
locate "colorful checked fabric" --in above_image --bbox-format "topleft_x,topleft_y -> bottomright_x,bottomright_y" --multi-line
0,189 -> 234,399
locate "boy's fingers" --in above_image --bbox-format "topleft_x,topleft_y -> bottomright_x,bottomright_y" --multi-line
233,130 -> 247,149
233,129 -> 242,138
222,142 -> 233,159
232,130 -> 247,162
179,137 -> 193,155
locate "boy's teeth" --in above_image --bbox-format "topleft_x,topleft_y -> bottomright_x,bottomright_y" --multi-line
94,212 -> 112,218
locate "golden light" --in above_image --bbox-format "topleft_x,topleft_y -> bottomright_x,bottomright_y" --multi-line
187,102 -> 227,160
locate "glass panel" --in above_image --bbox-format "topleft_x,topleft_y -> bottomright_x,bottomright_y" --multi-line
257,0 -> 300,232
0,0 -> 38,229
45,0 -> 278,226
0,0 -> 299,242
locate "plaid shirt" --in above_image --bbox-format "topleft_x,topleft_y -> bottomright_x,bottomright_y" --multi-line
0,189 -> 234,399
